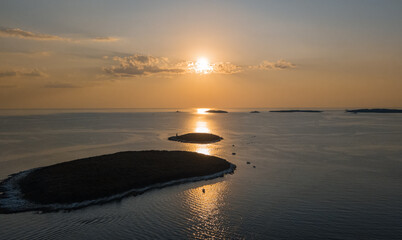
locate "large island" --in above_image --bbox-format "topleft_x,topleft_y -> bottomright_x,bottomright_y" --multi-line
346,108 -> 402,113
0,151 -> 235,213
270,110 -> 323,113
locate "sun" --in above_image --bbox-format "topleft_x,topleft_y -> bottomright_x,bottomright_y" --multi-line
197,108 -> 210,114
189,57 -> 213,74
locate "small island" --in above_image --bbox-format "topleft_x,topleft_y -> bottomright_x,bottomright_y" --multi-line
250,111 -> 260,113
346,108 -> 402,114
270,110 -> 323,113
168,133 -> 223,144
206,110 -> 228,113
0,151 -> 235,213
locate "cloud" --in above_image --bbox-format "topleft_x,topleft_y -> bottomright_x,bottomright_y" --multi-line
44,82 -> 78,88
21,69 -> 47,77
0,27 -> 119,43
104,54 -> 185,76
0,71 -> 17,78
213,62 -> 243,74
0,51 -> 52,58
0,27 -> 68,41
104,54 -> 296,77
252,60 -> 296,70
0,69 -> 47,78
0,84 -> 17,88
92,37 -> 119,42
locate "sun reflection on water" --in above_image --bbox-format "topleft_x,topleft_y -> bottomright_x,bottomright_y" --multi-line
195,145 -> 211,155
195,121 -> 210,133
183,115 -> 229,237
183,181 -> 229,239
192,119 -> 214,155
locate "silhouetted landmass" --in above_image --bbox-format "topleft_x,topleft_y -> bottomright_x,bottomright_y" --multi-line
270,110 -> 323,113
346,109 -> 402,114
0,151 -> 235,213
206,110 -> 228,113
250,111 -> 260,113
169,133 -> 223,144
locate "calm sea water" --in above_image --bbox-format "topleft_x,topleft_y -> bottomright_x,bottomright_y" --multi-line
0,109 -> 402,239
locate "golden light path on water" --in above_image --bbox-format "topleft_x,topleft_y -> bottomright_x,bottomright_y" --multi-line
181,109 -> 229,238
193,109 -> 214,156
195,145 -> 211,155
195,121 -> 210,133
184,180 -> 230,238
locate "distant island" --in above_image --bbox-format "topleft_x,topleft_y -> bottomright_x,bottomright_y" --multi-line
0,151 -> 235,213
206,110 -> 228,113
270,110 -> 323,113
346,109 -> 402,114
169,133 -> 223,144
250,111 -> 260,113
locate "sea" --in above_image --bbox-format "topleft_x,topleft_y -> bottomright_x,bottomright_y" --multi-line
0,108 -> 402,239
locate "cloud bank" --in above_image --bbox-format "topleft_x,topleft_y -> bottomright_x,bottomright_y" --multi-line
104,54 -> 296,77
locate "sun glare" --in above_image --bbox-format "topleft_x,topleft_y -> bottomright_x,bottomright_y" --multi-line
197,108 -> 210,114
188,57 -> 213,74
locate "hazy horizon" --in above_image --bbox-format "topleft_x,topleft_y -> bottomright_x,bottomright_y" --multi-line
0,106 -> 401,110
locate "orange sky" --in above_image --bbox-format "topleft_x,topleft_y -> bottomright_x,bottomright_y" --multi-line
0,1 -> 401,109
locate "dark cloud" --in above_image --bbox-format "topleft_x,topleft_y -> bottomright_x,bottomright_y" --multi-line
44,82 -> 78,88
0,71 -> 17,78
0,69 -> 47,78
21,69 -> 46,77
0,84 -> 16,88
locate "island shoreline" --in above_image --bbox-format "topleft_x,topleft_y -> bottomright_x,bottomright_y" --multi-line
168,133 -> 223,144
0,163 -> 235,214
0,151 -> 236,214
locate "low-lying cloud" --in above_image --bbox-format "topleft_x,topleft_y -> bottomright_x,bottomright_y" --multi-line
104,54 -> 296,77
0,69 -> 47,78
213,62 -> 243,74
104,54 -> 185,76
252,60 -> 296,70
44,82 -> 78,88
92,37 -> 119,42
0,27 -> 68,41
0,27 -> 119,43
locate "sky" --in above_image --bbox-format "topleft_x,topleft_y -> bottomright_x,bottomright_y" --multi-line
0,0 -> 401,109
